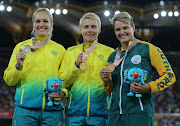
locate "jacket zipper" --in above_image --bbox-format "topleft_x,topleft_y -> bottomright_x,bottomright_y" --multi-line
42,48 -> 46,111
119,53 -> 127,114
87,62 -> 91,116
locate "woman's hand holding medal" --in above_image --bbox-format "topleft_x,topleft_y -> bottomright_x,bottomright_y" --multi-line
100,68 -> 111,87
78,40 -> 98,71
16,48 -> 26,70
76,52 -> 88,71
107,62 -> 115,72
76,52 -> 83,67
80,53 -> 88,71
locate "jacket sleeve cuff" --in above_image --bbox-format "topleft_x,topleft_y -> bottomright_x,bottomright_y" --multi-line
62,88 -> 68,98
75,61 -> 79,68
15,64 -> 23,71
148,81 -> 158,93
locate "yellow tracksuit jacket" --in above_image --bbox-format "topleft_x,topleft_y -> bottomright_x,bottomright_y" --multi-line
4,37 -> 67,111
59,40 -> 114,117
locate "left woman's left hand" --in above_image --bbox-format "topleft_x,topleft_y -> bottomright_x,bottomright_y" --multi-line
130,82 -> 151,94
51,92 -> 65,102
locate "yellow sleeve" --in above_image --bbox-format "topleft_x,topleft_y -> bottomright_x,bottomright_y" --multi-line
103,75 -> 113,96
59,48 -> 80,88
149,44 -> 176,93
3,44 -> 24,86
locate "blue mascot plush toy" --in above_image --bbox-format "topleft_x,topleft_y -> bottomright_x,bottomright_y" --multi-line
44,78 -> 64,106
124,67 -> 148,97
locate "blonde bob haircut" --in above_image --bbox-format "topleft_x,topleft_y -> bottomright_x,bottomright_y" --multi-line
111,11 -> 134,27
79,12 -> 101,29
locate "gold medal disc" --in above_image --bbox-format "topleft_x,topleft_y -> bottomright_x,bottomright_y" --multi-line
80,62 -> 87,71
107,63 -> 115,72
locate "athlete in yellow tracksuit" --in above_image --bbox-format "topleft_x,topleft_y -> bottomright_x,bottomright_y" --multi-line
4,8 -> 67,126
59,40 -> 114,125
4,37 -> 67,126
59,12 -> 114,126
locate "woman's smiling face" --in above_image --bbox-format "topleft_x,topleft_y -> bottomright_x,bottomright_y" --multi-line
80,19 -> 101,43
114,20 -> 135,45
33,11 -> 53,37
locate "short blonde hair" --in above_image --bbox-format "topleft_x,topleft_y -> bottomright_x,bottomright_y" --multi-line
31,8 -> 53,39
79,12 -> 101,28
111,12 -> 134,26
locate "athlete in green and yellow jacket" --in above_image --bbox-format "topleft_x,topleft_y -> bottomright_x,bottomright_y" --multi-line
105,39 -> 176,126
100,12 -> 176,126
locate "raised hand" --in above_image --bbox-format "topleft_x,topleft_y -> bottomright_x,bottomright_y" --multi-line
16,48 -> 26,70
76,52 -> 84,67
100,68 -> 111,86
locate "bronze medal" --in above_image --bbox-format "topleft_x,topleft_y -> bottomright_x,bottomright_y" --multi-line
107,62 -> 115,72
80,62 -> 87,71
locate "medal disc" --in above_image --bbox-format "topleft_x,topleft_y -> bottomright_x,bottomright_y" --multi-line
107,63 -> 115,72
80,62 -> 87,71
24,46 -> 31,54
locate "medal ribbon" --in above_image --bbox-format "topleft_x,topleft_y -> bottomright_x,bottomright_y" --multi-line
31,37 -> 49,52
83,40 -> 98,55
79,40 -> 98,71
113,38 -> 137,67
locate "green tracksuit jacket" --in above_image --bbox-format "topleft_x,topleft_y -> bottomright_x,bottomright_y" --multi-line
105,39 -> 176,118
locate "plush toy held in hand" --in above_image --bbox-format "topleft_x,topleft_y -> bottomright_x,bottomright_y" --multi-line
44,78 -> 64,106
124,67 -> 148,97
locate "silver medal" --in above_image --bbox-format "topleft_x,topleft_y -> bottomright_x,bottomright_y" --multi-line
24,46 -> 31,54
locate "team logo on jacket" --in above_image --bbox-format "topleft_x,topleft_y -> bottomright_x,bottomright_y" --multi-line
98,54 -> 104,60
131,55 -> 141,64
52,50 -> 57,55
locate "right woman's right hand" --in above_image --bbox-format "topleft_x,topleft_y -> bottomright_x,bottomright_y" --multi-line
16,48 -> 26,70
100,68 -> 111,86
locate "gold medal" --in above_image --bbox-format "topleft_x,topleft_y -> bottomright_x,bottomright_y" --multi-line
107,62 -> 115,72
80,62 -> 87,71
